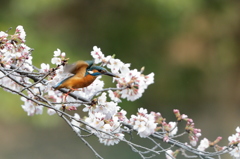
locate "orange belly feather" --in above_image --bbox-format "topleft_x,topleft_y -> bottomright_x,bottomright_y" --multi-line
57,74 -> 97,90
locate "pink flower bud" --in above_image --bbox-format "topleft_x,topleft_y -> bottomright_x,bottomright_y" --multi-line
217,136 -> 222,141
173,109 -> 179,114
187,118 -> 193,123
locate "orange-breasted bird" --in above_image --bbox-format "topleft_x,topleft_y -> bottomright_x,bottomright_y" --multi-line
53,60 -> 118,92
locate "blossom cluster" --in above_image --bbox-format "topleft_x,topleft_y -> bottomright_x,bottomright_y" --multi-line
129,108 -> 158,138
83,92 -> 125,145
162,121 -> 178,142
228,127 -> 240,158
0,26 -> 33,87
173,109 -> 201,146
91,46 -> 154,101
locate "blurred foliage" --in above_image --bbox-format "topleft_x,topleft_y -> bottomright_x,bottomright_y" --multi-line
1,0 -> 240,158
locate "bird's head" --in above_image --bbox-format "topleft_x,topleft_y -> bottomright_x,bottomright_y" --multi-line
86,66 -> 119,78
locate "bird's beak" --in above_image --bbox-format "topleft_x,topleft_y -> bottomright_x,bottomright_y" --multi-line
104,71 -> 119,78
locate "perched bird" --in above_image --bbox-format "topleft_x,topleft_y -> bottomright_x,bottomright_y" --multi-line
53,60 -> 118,92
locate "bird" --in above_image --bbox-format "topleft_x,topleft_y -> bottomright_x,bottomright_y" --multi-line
53,60 -> 119,111
53,60 -> 119,92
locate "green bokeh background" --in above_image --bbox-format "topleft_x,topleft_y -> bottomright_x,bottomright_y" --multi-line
1,0 -> 240,158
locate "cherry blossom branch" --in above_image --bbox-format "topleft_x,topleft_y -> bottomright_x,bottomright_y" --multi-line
0,26 -> 239,159
151,133 -> 214,159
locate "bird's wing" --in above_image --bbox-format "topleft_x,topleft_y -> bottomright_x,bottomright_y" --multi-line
64,60 -> 90,78
53,75 -> 74,90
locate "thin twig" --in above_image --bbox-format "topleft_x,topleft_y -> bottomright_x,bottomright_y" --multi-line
60,115 -> 104,159
21,71 -> 52,92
